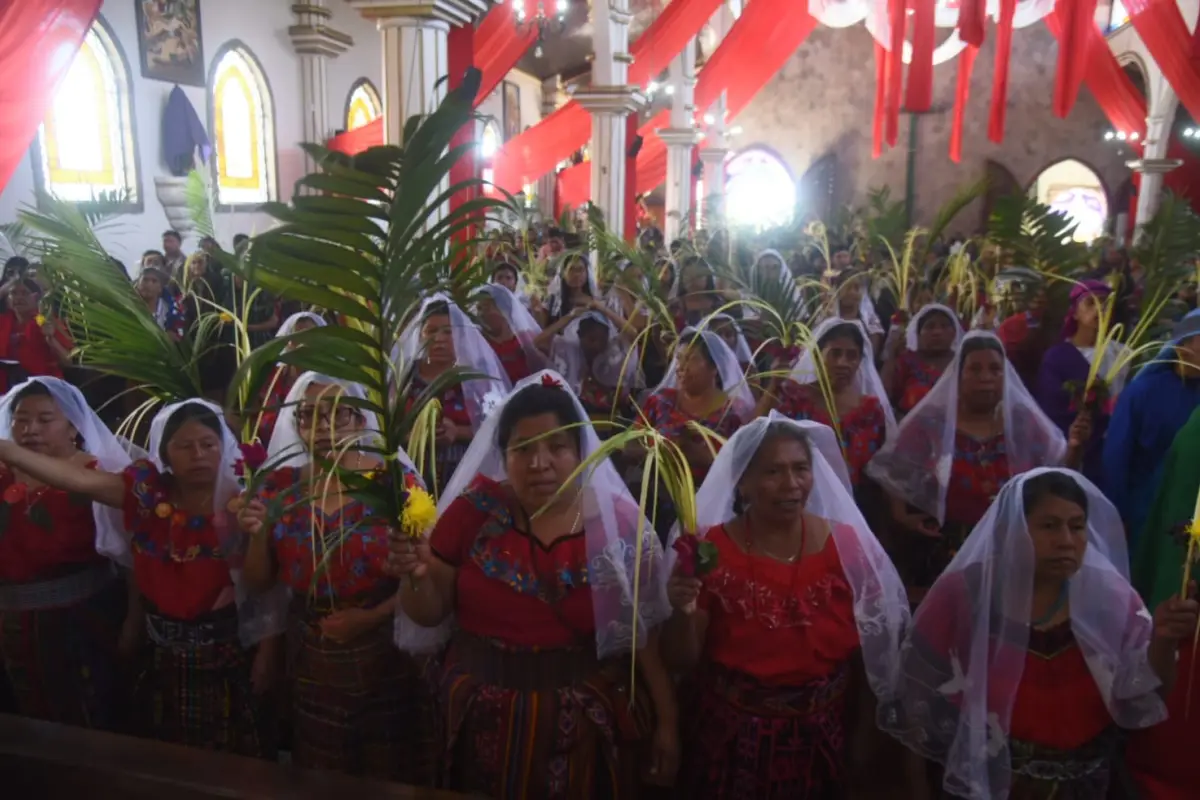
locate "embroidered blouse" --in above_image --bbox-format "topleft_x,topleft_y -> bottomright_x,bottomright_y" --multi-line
892,350 -> 950,416
637,388 -> 741,481
775,380 -> 888,486
122,459 -> 234,620
698,523 -> 859,686
430,475 -> 594,649
0,462 -> 105,583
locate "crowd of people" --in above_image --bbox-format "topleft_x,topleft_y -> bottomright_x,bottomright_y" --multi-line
1,221 -> 1200,800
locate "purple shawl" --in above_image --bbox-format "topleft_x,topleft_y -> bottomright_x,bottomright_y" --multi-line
1034,341 -> 1108,482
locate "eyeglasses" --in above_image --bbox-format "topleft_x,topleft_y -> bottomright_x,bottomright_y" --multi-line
295,406 -> 359,427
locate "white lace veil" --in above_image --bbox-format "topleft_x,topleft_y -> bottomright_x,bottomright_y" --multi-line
396,294 -> 512,428
147,399 -> 288,646
703,313 -> 754,366
549,311 -> 641,393
266,371 -> 419,476
906,303 -> 964,352
395,369 -> 671,658
0,377 -> 134,567
880,468 -> 1165,800
654,327 -> 755,419
275,311 -> 326,339
667,412 -> 910,700
792,317 -> 897,435
865,330 -> 1067,524
473,283 -> 547,373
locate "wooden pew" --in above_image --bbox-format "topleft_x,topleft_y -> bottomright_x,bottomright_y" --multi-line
0,714 -> 462,799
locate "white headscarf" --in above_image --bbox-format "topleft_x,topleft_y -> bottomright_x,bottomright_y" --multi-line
668,413 -> 910,701
147,399 -> 288,646
880,468 -> 1165,799
275,311 -> 326,339
655,327 -> 755,420
266,371 -> 419,476
395,294 -> 511,428
0,377 -> 134,567
550,311 -> 641,394
605,258 -> 649,316
865,330 -> 1067,524
906,303 -> 964,352
792,317 -> 897,435
473,283 -> 547,373
703,313 -> 754,366
545,254 -> 600,320
395,369 -> 672,657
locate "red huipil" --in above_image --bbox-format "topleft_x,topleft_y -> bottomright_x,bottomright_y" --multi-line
122,460 -> 233,620
774,380 -> 888,487
486,335 -> 533,385
0,311 -> 71,393
637,388 -> 742,483
892,349 -> 950,416
0,462 -> 104,583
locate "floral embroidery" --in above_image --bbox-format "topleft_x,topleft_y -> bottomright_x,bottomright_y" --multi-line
125,460 -> 225,564
777,381 -> 887,485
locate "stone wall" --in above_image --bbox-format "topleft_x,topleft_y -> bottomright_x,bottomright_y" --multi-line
733,23 -> 1135,233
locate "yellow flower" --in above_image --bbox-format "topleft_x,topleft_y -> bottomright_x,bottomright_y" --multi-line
34,314 -> 46,327
219,312 -> 234,324
1189,520 -> 1200,542
363,470 -> 377,482
401,487 -> 437,539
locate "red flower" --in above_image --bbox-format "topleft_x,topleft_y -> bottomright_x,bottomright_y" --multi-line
891,310 -> 909,327
541,373 -> 561,388
238,442 -> 268,472
673,536 -> 698,577
2,483 -> 26,505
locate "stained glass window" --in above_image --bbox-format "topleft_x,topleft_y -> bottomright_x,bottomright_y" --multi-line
36,20 -> 138,205
346,80 -> 381,130
1032,158 -> 1109,244
725,147 -> 795,229
211,45 -> 275,206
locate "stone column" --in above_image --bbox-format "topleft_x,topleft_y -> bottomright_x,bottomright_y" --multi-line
574,0 -> 644,239
695,2 -> 736,229
349,0 -> 490,147
1128,84 -> 1180,234
537,75 -> 563,221
289,2 -> 352,183
659,43 -> 699,241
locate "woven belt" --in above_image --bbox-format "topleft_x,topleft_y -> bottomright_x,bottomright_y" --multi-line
0,562 -> 116,611
146,606 -> 240,649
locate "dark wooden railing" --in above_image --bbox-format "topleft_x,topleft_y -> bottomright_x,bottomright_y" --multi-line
0,714 -> 462,799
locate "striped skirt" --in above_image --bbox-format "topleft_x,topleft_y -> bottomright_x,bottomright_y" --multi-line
132,605 -> 274,758
0,567 -> 125,730
290,604 -> 430,783
432,633 -> 651,800
677,662 -> 850,800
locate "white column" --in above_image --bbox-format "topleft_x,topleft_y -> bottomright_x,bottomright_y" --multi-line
1127,83 -> 1180,234
537,75 -> 563,221
659,43 -> 698,241
574,0 -> 644,238
289,2 -> 351,184
695,2 -> 736,229
349,0 -> 489,146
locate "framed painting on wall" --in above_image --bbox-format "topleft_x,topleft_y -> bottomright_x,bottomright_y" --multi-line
135,0 -> 205,86
502,81 -> 521,141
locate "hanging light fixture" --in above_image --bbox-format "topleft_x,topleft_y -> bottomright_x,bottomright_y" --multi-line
512,0 -> 570,59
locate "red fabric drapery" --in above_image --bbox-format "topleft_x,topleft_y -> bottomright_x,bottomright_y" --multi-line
492,0 -> 723,194
988,0 -> 1017,142
884,0 -> 907,147
326,4 -> 534,155
0,0 -> 101,195
1052,0 -> 1098,118
948,0 -> 985,161
624,113 -> 639,239
448,24 -> 477,229
1125,0 -> 1200,125
905,0 -> 936,112
556,0 -> 817,206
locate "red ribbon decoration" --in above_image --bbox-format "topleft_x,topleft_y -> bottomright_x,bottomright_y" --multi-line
0,0 -> 102,195
873,40 -> 887,158
950,45 -> 979,162
988,0 -> 1017,143
1052,0 -> 1098,118
1125,0 -> 1200,125
905,0 -> 936,112
885,0 -> 907,147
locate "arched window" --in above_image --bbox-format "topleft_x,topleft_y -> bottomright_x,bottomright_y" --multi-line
345,79 -> 381,130
209,42 -> 276,207
725,146 -> 795,229
34,18 -> 139,208
1030,158 -> 1109,244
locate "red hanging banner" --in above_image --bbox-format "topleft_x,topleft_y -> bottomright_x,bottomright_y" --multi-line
988,0 -> 1017,142
873,41 -> 887,158
1052,0 -> 1098,118
949,46 -> 979,162
1125,0 -> 1200,124
885,0 -> 907,147
624,113 -> 639,240
905,0 -> 936,112
448,23 -> 477,226
0,0 -> 102,195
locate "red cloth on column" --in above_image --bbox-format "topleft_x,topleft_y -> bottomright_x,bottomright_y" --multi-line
0,0 -> 102,194
988,0 -> 1017,142
905,0 -> 936,112
1125,0 -> 1200,124
949,46 -> 979,162
1052,0 -> 1098,118
448,24 -> 477,234
493,0 -> 723,194
624,113 -> 638,241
